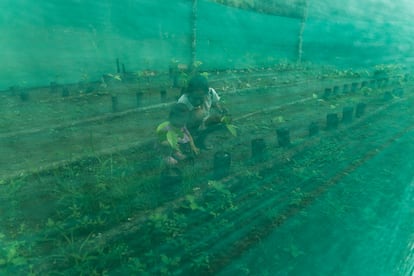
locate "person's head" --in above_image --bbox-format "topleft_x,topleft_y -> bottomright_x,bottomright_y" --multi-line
187,75 -> 209,106
169,103 -> 190,127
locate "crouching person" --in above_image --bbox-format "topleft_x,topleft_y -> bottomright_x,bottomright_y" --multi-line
178,74 -> 228,149
156,103 -> 199,199
156,103 -> 200,167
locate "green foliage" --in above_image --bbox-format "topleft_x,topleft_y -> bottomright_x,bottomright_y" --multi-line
183,195 -> 206,211
373,63 -> 402,76
166,130 -> 179,150
208,180 -> 231,196
289,187 -> 306,207
221,115 -> 238,137
156,121 -> 184,150
127,258 -> 148,274
0,233 -> 27,267
225,124 -> 238,137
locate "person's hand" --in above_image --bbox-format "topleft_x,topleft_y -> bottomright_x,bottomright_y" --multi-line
220,114 -> 232,124
219,107 -> 229,115
173,151 -> 187,160
164,156 -> 178,166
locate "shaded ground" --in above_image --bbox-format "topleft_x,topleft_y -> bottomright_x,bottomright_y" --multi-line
0,65 -> 411,275
1,65 -> 381,179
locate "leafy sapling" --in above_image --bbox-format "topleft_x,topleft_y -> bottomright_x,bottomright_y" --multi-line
156,103 -> 199,167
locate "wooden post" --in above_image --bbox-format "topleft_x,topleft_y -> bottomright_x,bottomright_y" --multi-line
296,0 -> 309,63
190,0 -> 198,71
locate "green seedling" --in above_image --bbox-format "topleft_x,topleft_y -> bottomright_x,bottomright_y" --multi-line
0,234 -> 27,267
221,115 -> 238,137
156,121 -> 184,150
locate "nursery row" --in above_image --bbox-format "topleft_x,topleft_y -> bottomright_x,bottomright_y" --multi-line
2,65 -> 402,180
0,76 -> 411,274
0,64 -> 392,136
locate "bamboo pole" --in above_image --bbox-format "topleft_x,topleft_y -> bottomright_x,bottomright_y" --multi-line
190,0 -> 198,71
297,0 -> 309,63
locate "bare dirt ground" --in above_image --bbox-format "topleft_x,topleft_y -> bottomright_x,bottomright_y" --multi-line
0,66 -> 388,180
0,64 -> 411,274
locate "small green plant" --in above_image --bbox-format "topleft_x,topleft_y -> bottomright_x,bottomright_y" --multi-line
182,195 -> 206,211
360,86 -> 373,96
289,187 -> 306,207
156,121 -> 183,150
127,257 -> 149,274
373,63 -> 402,76
0,233 -> 27,267
221,115 -> 238,137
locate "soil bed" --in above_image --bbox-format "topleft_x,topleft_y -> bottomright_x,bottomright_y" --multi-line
0,65 -> 410,274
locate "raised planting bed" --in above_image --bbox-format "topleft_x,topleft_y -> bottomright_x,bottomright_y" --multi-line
0,64 -> 404,179
0,65 -> 410,274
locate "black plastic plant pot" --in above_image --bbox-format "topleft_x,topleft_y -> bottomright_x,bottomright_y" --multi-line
326,113 -> 339,130
376,79 -> 383,88
213,151 -> 231,179
377,78 -> 385,87
111,95 -> 119,112
276,127 -> 291,147
116,58 -> 120,73
160,90 -> 167,102
361,81 -> 368,88
50,82 -> 59,93
19,90 -> 29,102
160,168 -> 183,197
351,82 -> 359,93
323,88 -> 332,99
393,88 -> 404,98
342,106 -> 354,123
333,86 -> 340,95
136,91 -> 143,107
355,102 -> 366,118
309,121 -> 319,137
342,84 -> 350,94
404,73 -> 409,82
62,87 -> 70,97
9,86 -> 19,96
251,138 -> 266,162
